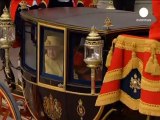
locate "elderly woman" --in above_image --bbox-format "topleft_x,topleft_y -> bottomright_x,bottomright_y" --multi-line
44,35 -> 64,76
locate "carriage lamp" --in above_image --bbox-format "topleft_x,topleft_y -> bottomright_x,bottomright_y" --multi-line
106,0 -> 115,10
0,7 -> 15,74
84,26 -> 103,94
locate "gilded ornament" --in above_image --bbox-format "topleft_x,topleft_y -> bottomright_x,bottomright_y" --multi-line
130,74 -> 141,93
77,99 -> 85,120
43,94 -> 62,120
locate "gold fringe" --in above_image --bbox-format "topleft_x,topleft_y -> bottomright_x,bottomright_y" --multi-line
103,59 -> 143,83
120,90 -> 139,110
104,69 -> 122,82
105,39 -> 117,67
139,100 -> 160,116
95,90 -> 120,106
141,77 -> 160,92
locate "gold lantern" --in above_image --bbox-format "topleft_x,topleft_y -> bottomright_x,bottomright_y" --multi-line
0,7 -> 15,74
84,26 -> 103,94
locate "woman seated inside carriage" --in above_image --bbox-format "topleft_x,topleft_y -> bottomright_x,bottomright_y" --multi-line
44,35 -> 64,77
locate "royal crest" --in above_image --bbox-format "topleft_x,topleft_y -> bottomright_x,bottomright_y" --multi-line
43,94 -> 62,120
130,74 -> 141,93
77,99 -> 85,120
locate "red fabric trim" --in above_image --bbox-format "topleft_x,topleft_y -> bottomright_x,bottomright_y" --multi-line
149,0 -> 160,40
149,21 -> 160,40
100,80 -> 120,94
141,89 -> 160,105
152,0 -> 160,19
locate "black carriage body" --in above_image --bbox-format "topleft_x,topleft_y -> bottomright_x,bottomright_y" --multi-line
20,7 -> 153,120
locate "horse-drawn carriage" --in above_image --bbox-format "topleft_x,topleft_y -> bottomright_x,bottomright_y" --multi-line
1,0 -> 160,120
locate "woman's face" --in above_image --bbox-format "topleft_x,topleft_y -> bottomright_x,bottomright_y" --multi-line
46,46 -> 58,59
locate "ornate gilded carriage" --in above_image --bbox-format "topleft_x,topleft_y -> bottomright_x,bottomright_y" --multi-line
0,4 -> 157,120
19,7 -> 152,120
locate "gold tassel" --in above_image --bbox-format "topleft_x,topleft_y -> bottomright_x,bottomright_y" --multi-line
105,49 -> 113,67
145,44 -> 160,75
131,42 -> 139,69
145,53 -> 154,74
151,54 -> 160,75
105,39 -> 116,67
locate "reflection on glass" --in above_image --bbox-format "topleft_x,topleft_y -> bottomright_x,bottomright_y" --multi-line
86,47 -> 101,61
44,35 -> 64,76
25,23 -> 37,70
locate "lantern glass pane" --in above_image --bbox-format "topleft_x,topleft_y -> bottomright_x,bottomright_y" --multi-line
6,26 -> 15,41
0,26 -> 15,41
85,46 -> 101,61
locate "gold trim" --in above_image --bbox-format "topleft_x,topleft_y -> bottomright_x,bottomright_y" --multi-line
23,74 -> 99,96
116,35 -> 160,53
38,82 -> 65,92
95,90 -> 120,106
104,68 -> 122,82
139,100 -> 160,116
120,90 -> 139,110
37,22 -> 67,90
141,77 -> 160,92
104,59 -> 143,83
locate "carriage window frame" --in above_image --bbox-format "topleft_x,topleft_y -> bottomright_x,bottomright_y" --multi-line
37,22 -> 67,86
22,20 -> 37,73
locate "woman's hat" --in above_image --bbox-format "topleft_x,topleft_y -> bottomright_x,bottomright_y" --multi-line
45,35 -> 63,47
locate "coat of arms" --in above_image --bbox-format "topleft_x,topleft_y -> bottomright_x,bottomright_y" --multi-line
43,94 -> 62,120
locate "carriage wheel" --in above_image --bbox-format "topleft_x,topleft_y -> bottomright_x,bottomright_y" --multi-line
0,82 -> 21,120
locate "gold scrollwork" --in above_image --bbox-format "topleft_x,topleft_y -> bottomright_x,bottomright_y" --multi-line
43,94 -> 62,120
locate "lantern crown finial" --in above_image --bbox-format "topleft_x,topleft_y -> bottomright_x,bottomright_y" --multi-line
0,6 -> 11,20
87,26 -> 101,40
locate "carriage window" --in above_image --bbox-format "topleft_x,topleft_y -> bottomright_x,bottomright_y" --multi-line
24,22 -> 37,70
69,32 -> 103,85
40,25 -> 64,79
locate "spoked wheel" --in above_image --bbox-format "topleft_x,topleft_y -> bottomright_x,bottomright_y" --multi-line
0,82 -> 21,120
